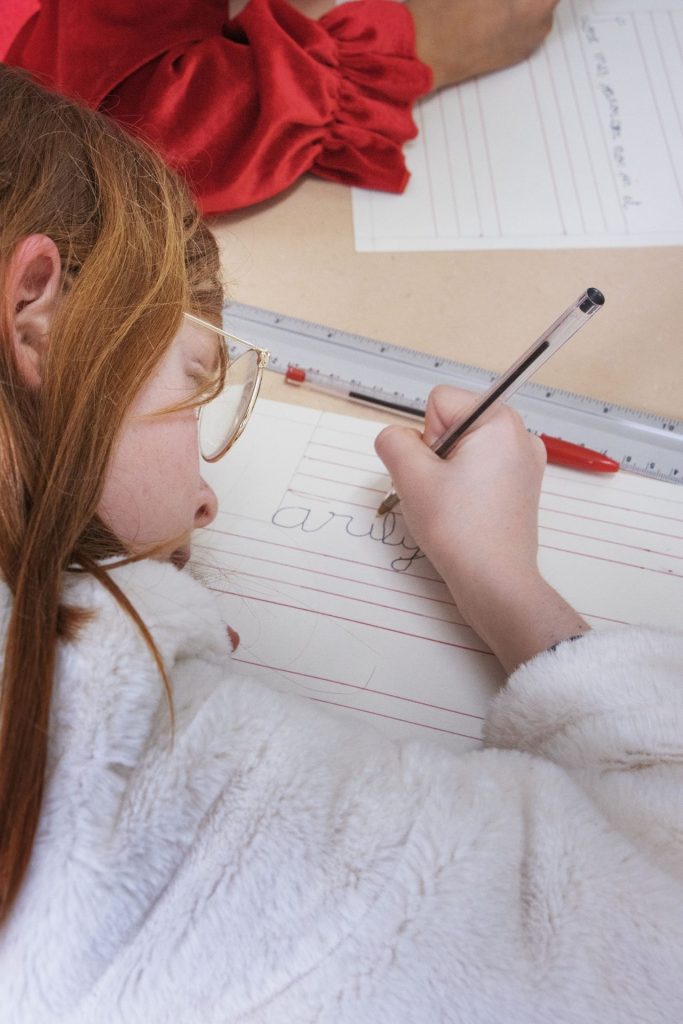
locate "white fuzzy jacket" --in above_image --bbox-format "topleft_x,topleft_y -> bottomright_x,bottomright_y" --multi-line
1,561 -> 682,1023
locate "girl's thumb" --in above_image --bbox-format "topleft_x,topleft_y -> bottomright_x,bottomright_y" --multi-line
374,425 -> 431,491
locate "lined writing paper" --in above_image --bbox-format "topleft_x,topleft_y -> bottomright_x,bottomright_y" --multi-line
196,400 -> 683,751
352,0 -> 683,251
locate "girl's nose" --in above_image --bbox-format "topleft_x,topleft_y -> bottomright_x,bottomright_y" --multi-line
194,477 -> 218,528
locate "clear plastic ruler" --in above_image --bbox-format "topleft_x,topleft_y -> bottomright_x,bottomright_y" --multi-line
223,301 -> 683,486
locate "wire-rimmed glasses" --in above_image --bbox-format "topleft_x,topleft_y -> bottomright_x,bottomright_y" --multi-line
184,312 -> 270,463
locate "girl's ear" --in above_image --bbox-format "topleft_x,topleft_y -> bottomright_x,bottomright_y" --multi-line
5,234 -> 62,389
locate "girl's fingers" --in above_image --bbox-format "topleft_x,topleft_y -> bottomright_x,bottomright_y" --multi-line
421,385 -> 480,447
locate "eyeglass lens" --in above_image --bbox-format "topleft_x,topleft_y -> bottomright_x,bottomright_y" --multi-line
199,347 -> 260,460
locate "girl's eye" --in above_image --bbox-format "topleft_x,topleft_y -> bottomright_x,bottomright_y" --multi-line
187,365 -> 212,388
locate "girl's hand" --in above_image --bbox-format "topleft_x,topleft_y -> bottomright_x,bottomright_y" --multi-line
375,388 -> 589,673
376,386 -> 546,590
406,0 -> 559,90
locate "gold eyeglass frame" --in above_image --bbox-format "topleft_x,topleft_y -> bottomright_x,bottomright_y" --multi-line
184,312 -> 270,463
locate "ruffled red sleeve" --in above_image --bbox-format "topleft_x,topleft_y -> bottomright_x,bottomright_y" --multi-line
7,0 -> 431,214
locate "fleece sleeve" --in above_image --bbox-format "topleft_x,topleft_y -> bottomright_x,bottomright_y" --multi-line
484,627 -> 683,876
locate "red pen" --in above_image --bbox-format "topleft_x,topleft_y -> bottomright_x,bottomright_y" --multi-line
285,365 -> 620,476
539,434 -> 619,473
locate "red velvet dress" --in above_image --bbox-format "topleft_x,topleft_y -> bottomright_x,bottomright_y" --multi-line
5,0 -> 432,213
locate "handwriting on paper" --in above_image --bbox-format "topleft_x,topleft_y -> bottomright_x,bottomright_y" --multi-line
351,0 -> 683,251
271,505 -> 425,572
581,14 -> 642,211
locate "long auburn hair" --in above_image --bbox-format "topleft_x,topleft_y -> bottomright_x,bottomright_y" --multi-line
0,64 -> 224,926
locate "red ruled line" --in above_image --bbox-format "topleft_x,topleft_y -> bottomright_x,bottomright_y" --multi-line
196,544 -> 458,609
312,423 -> 382,443
207,522 -> 444,583
298,464 -> 683,542
294,478 -> 683,537
278,490 -> 682,577
203,564 -> 462,627
293,453 -> 683,541
542,468 -> 683,506
542,489 -> 683,524
287,487 -> 377,512
304,434 -> 683,519
203,525 -> 631,625
295,471 -> 386,495
542,543 -> 683,578
303,455 -> 384,475
539,504 -> 683,541
233,656 -> 485,721
307,440 -> 381,460
302,442 -> 683,525
207,587 -> 493,655
540,524 -> 683,561
306,696 -> 482,743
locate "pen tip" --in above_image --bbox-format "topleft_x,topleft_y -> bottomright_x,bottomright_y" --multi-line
377,494 -> 399,516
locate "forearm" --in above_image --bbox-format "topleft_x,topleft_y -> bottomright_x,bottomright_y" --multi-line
375,392 -> 590,676
445,568 -> 590,675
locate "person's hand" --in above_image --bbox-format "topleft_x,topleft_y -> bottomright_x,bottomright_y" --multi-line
376,387 -> 546,593
375,387 -> 589,673
405,0 -> 559,90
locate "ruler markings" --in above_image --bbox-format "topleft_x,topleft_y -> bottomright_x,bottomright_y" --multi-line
223,302 -> 683,485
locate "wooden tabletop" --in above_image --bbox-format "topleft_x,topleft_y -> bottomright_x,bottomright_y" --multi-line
212,175 -> 683,423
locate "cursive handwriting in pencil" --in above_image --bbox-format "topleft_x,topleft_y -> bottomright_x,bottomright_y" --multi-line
271,505 -> 424,572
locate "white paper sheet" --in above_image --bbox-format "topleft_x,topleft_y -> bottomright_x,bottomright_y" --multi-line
196,400 -> 683,752
352,0 -> 683,251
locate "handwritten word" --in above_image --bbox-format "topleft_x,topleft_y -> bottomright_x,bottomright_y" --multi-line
272,505 -> 425,572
